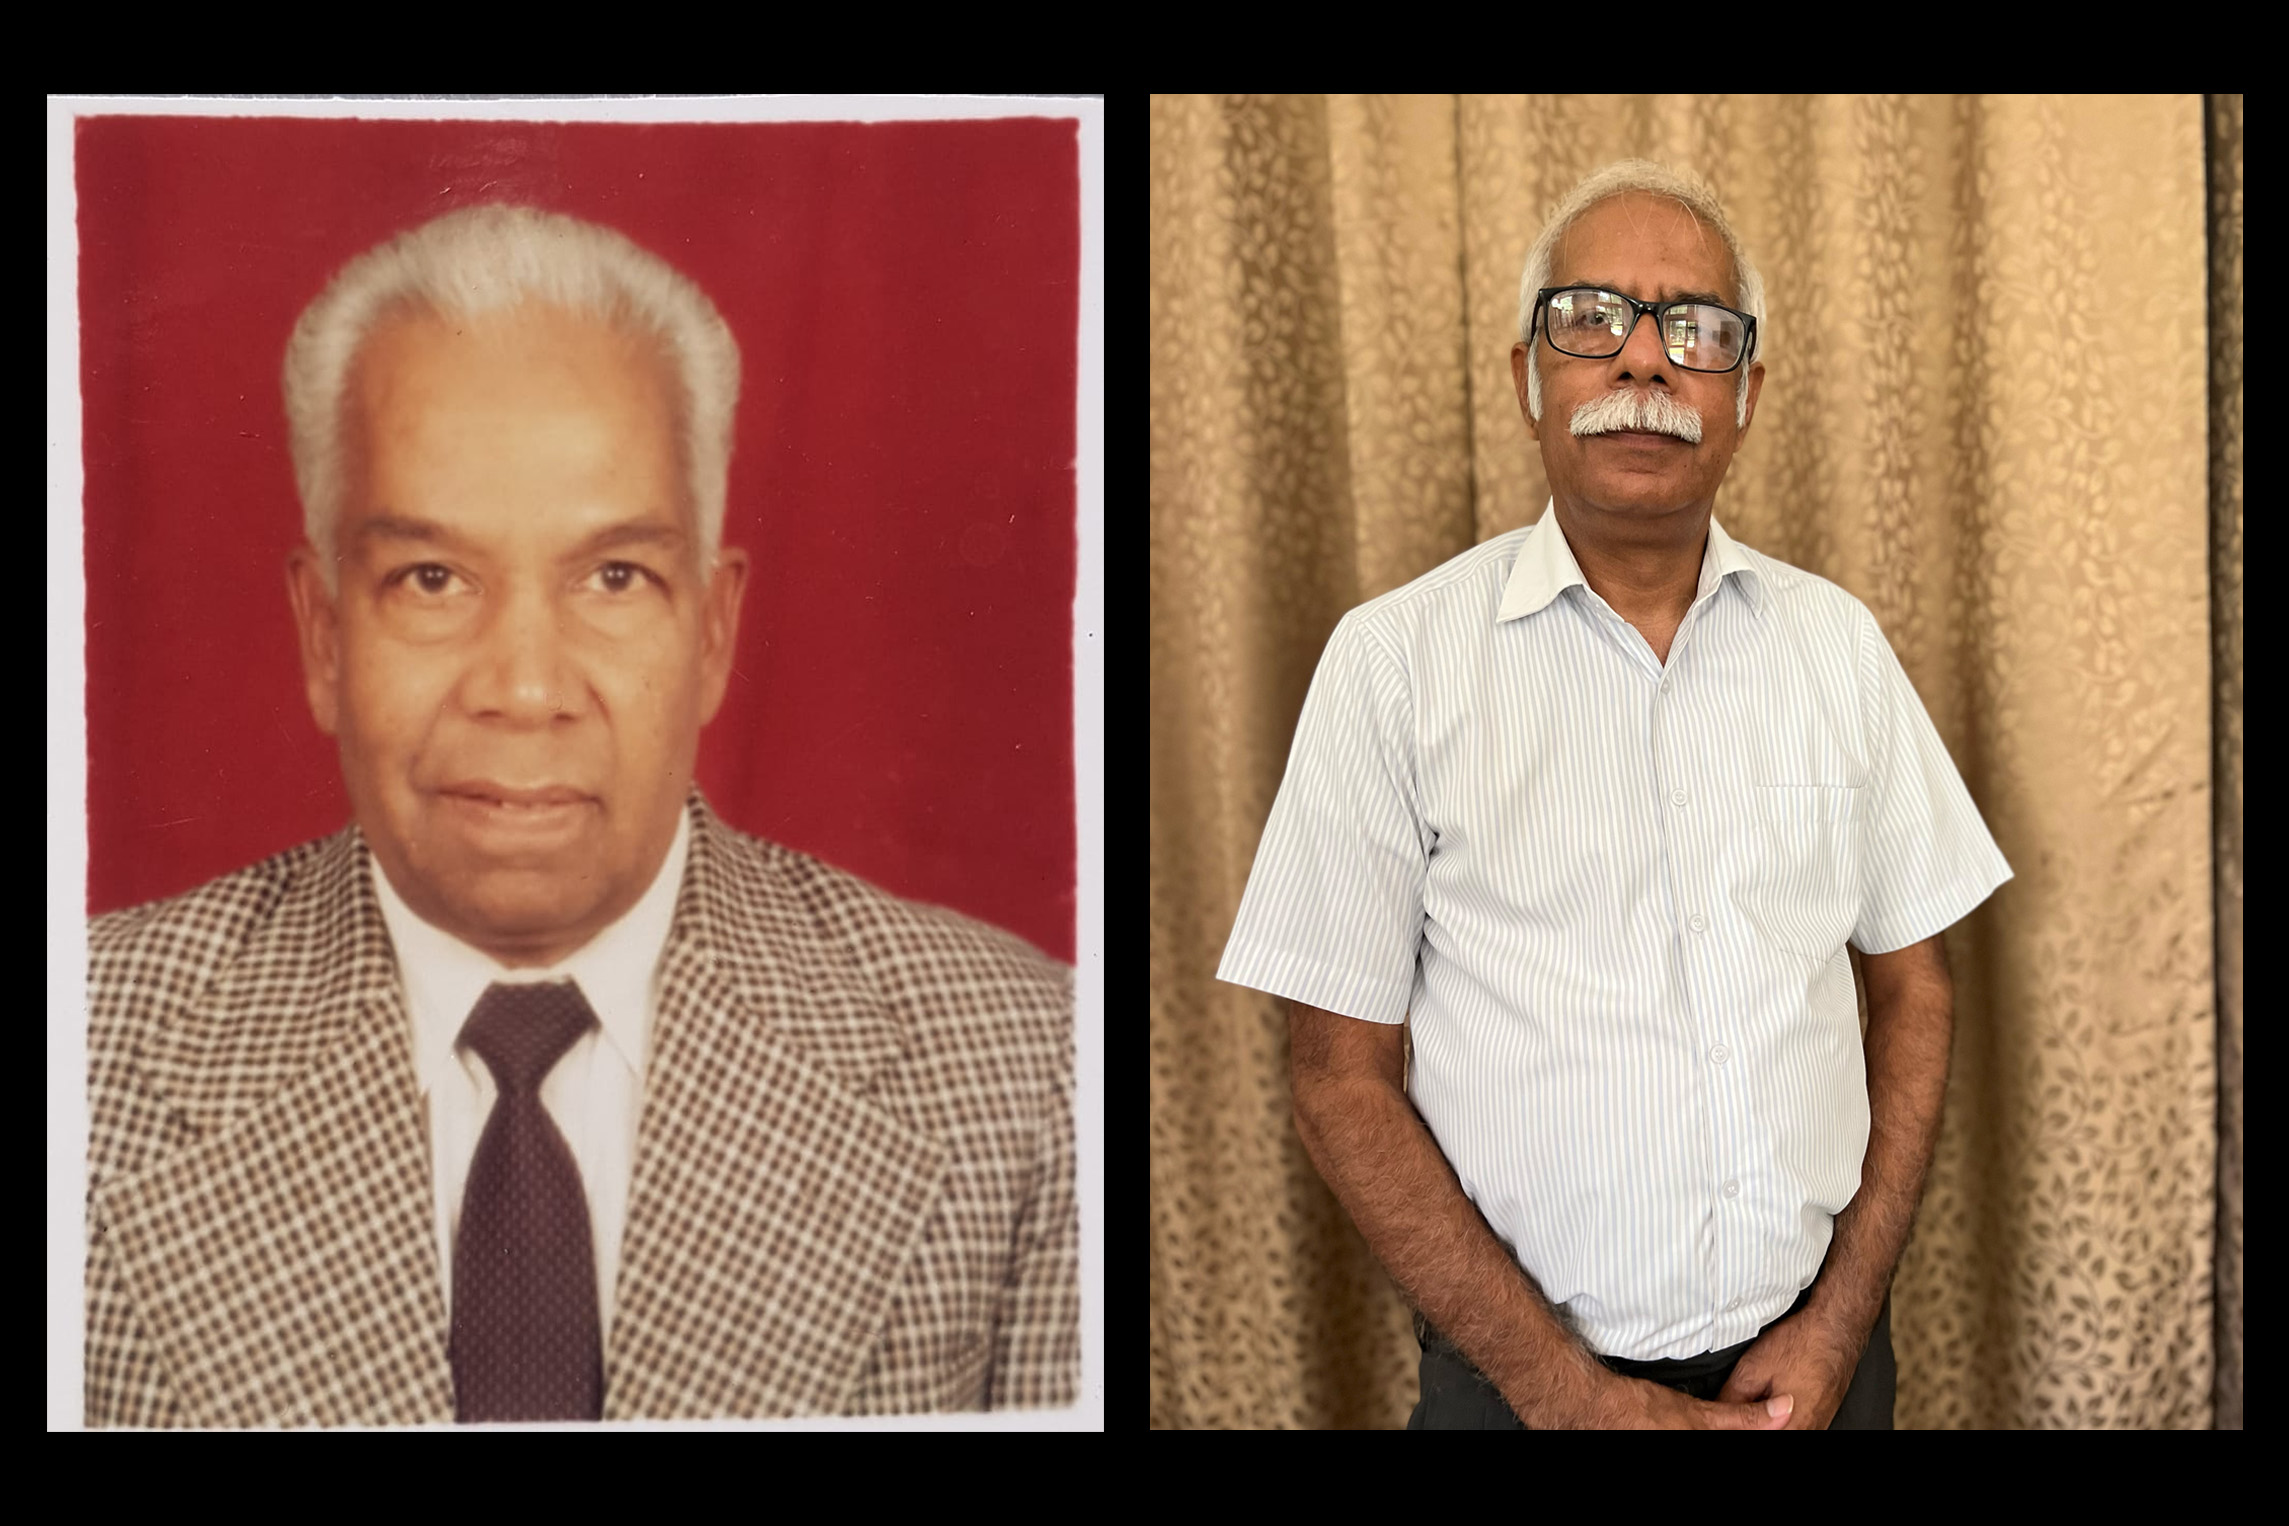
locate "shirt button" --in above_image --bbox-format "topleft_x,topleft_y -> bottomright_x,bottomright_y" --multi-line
1722,1180 -> 1740,1199
1670,788 -> 1689,807
1726,1297 -> 1742,1312
1688,913 -> 1707,933
1659,678 -> 1670,693
1711,1043 -> 1731,1064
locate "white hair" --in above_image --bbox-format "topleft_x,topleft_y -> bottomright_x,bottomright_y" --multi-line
1515,159 -> 1765,432
283,203 -> 741,587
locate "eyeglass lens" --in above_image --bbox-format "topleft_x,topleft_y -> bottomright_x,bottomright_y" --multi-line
1545,289 -> 1747,372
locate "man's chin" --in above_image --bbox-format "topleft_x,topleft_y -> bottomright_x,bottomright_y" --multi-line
429,873 -> 619,962
1573,471 -> 1706,510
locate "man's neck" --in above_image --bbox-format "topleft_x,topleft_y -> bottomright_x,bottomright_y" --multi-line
1550,495 -> 1711,626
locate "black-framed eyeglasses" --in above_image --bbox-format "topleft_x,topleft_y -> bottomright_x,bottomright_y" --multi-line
1532,286 -> 1758,375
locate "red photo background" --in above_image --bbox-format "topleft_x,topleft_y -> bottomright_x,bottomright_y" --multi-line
78,114 -> 1077,963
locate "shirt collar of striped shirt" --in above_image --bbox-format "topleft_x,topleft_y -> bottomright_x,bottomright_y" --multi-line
1497,497 -> 1770,625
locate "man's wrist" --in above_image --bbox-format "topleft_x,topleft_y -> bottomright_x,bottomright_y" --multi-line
1801,1282 -> 1882,1355
1485,1330 -> 1615,1427
1802,1230 -> 1892,1352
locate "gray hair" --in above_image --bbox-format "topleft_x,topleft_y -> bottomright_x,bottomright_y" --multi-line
283,204 -> 742,587
1515,159 -> 1765,431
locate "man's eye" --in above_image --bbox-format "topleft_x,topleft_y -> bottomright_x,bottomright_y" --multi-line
591,562 -> 654,595
392,564 -> 461,596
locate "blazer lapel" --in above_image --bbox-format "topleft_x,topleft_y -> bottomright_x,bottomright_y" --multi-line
94,829 -> 453,1427
605,798 -> 947,1419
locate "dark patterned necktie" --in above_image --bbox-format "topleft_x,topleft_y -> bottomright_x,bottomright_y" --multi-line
450,980 -> 604,1423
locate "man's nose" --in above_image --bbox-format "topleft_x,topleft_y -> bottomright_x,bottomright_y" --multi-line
465,589 -> 584,721
1611,310 -> 1677,379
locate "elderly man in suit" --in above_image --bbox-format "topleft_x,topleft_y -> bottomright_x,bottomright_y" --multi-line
84,204 -> 1077,1425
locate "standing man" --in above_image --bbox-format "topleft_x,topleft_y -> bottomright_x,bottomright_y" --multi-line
1218,160 -> 2010,1429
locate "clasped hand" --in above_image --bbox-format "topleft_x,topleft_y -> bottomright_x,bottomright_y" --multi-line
1712,1301 -> 1868,1431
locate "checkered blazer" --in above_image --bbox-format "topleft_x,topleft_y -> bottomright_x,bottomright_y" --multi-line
85,793 -> 1077,1425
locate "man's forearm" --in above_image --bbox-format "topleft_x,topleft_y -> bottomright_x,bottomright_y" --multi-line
1293,1072 -> 1609,1423
1806,976 -> 1955,1341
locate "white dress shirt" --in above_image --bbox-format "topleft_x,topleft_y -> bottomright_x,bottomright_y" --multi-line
373,806 -> 690,1338
1218,504 -> 2012,1360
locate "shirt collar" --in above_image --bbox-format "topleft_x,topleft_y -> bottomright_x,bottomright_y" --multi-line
372,802 -> 691,1098
1496,497 -> 1768,623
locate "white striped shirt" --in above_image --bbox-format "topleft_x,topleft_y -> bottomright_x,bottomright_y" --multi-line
1217,504 -> 2011,1360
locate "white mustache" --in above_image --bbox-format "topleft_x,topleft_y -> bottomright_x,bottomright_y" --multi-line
1568,389 -> 1704,445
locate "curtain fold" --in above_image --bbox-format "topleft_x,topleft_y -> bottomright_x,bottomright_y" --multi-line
1153,94 -> 2226,1429
2203,91 -> 2243,1433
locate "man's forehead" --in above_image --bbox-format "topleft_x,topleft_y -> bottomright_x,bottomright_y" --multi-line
350,510 -> 687,550
352,301 -> 678,409
345,305 -> 688,487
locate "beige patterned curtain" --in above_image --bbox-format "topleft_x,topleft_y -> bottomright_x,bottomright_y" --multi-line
1151,94 -> 2241,1429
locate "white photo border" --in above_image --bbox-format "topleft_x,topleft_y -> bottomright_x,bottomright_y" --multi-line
45,92 -> 1103,1433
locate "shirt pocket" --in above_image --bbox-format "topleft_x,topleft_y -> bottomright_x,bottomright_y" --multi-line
1738,784 -> 1863,962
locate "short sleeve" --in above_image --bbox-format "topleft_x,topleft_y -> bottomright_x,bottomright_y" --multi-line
1851,609 -> 2014,954
1215,613 -> 1429,1024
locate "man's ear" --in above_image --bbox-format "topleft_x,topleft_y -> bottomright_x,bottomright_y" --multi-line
285,545 -> 343,738
1737,359 -> 1765,437
695,545 -> 751,728
1511,342 -> 1541,443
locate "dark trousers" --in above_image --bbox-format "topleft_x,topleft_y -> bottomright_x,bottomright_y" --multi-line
1407,1285 -> 1895,1429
